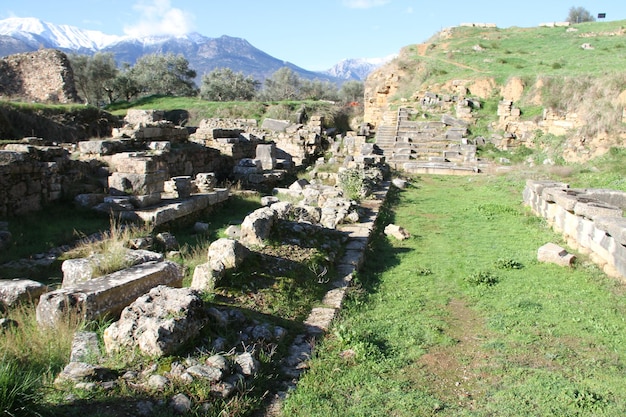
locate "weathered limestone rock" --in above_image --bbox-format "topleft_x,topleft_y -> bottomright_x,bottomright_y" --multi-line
190,263 -> 222,292
208,238 -> 250,271
261,118 -> 291,132
240,207 -> 277,247
69,331 -> 101,363
37,261 -> 184,327
235,352 -> 260,376
170,176 -> 193,198
0,279 -> 48,307
108,171 -> 167,196
195,172 -> 216,192
537,243 -> 576,266
384,224 -> 411,240
61,250 -> 164,288
0,49 -> 79,103
103,286 -> 209,357
524,181 -> 626,279
255,143 -> 276,170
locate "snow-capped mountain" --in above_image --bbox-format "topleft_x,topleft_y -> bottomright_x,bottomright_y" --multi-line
0,17 -> 122,52
0,17 -> 382,83
324,56 -> 396,81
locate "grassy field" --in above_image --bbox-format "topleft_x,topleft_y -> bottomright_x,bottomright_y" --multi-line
282,170 -> 626,416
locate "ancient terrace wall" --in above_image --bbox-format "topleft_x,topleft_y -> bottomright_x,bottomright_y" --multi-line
0,49 -> 80,103
524,180 -> 626,280
0,143 -> 99,217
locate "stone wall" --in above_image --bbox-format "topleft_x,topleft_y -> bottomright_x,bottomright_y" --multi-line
0,145 -> 97,216
0,49 -> 80,103
523,180 -> 626,280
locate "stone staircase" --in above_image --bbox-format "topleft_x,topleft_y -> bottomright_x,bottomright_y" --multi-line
375,107 -> 480,175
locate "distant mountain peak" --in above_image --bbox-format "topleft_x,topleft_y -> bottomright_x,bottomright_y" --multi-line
0,17 -> 380,83
324,55 -> 396,81
0,17 -> 123,51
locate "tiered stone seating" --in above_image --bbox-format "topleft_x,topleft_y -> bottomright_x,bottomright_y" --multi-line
375,107 -> 479,174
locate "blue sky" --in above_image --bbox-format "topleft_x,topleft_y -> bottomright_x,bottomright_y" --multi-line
2,1 -> 624,70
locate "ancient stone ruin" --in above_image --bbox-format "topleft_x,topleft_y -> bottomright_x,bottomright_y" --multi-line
524,180 -> 626,279
0,49 -> 80,103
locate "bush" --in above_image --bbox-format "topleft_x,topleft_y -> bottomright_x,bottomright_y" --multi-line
465,271 -> 499,286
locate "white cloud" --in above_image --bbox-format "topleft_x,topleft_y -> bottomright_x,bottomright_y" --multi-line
342,0 -> 391,9
124,0 -> 195,37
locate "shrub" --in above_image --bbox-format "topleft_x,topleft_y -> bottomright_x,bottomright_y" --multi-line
465,271 -> 499,286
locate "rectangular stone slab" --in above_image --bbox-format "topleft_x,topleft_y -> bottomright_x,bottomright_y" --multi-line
36,261 -> 183,327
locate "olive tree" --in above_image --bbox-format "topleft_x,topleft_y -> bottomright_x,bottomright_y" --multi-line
129,53 -> 197,96
300,79 -> 340,101
200,68 -> 260,101
339,80 -> 365,103
261,67 -> 302,101
69,52 -> 118,105
566,6 -> 595,24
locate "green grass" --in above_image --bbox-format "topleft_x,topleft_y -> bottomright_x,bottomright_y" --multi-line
283,173 -> 626,416
411,21 -> 626,85
105,95 -> 353,129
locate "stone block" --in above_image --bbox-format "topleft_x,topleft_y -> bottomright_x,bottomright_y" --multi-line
574,201 -> 622,220
208,238 -> 250,271
0,279 -> 48,307
595,217 -> 626,246
190,263 -> 222,292
108,171 -> 167,196
255,143 -> 276,170
111,153 -> 163,174
261,118 -> 291,132
78,140 -> 123,156
37,261 -> 183,327
102,286 -> 207,357
384,224 -> 411,240
537,243 -> 576,267
61,249 -> 164,288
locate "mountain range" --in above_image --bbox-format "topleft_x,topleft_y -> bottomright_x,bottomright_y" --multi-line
0,17 -> 388,83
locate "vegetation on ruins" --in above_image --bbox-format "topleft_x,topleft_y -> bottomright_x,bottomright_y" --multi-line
3,12 -> 626,417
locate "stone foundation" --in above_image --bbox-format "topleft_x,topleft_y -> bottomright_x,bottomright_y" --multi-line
523,180 -> 626,279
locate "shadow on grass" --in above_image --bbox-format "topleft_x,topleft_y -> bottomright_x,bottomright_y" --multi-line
356,183 -> 414,295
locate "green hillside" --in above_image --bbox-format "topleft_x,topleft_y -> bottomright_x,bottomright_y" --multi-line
397,19 -> 626,88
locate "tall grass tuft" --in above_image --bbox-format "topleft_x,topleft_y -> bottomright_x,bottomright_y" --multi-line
0,304 -> 81,414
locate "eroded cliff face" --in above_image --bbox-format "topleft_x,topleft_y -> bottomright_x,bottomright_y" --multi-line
364,42 -> 626,163
0,49 -> 80,104
363,59 -> 404,129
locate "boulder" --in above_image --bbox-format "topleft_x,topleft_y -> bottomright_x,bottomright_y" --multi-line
208,238 -> 250,271
384,224 -> 411,241
537,243 -> 576,267
190,263 -> 222,292
0,279 -> 48,307
103,286 -> 209,357
240,207 -> 277,247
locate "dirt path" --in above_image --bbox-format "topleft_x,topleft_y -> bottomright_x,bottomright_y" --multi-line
412,299 -> 500,410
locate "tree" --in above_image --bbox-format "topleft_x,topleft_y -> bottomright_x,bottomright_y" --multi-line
200,68 -> 260,101
261,67 -> 302,101
109,64 -> 141,102
566,6 -> 596,24
300,79 -> 340,101
339,80 -> 365,103
129,53 -> 197,96
69,52 -> 118,105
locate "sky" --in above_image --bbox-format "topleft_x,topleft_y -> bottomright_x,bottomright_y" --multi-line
2,1 -> 625,71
